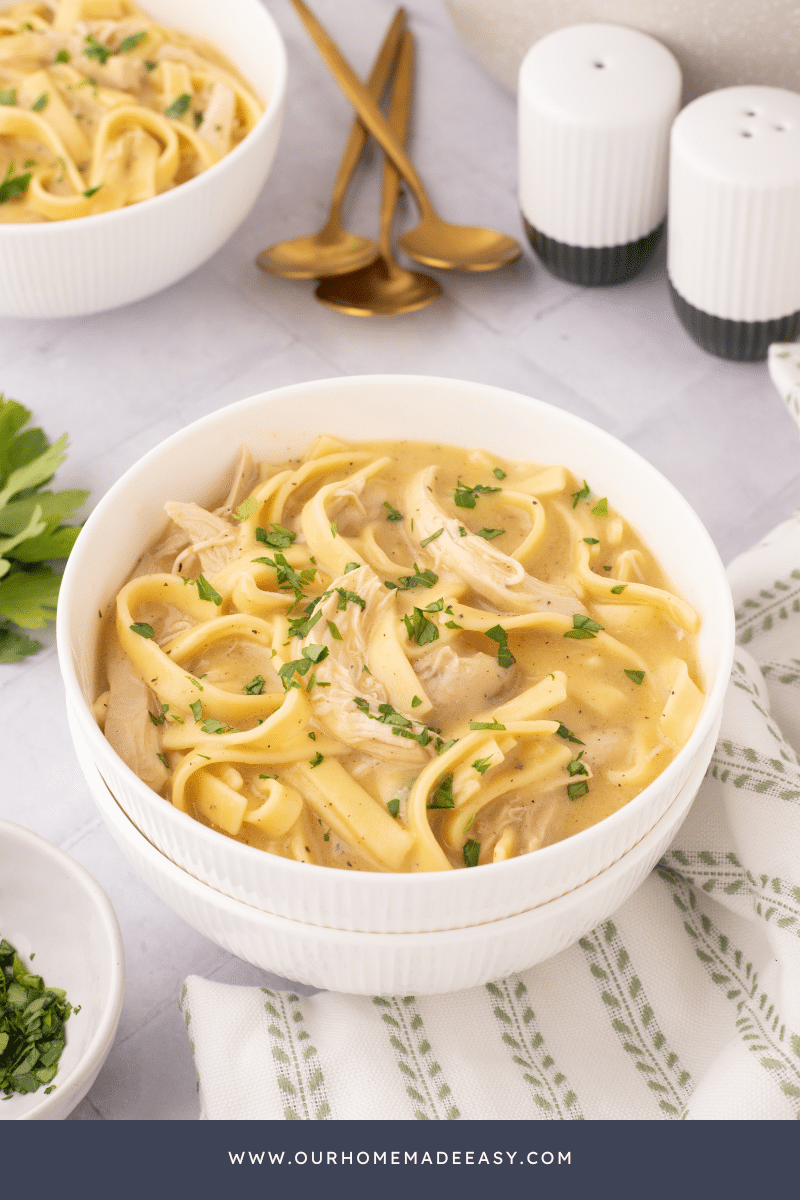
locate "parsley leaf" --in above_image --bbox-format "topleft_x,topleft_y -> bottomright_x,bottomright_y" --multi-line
427,773 -> 454,809
463,839 -> 481,867
567,780 -> 589,800
492,468 -> 506,480
472,756 -> 493,775
624,669 -> 645,685
476,527 -> 504,540
196,573 -> 222,605
255,522 -> 295,548
384,501 -> 403,521
583,537 -> 599,545
30,92 -> 48,112
567,751 -> 589,777
485,623 -> 516,668
403,606 -> 439,646
83,33 -> 115,64
335,587 -> 366,611
556,723 -> 584,745
164,92 -> 191,119
389,564 -> 439,591
118,30 -> 148,54
454,481 -> 501,509
190,700 -> 203,721
563,613 -> 604,640
469,720 -> 506,731
0,88 -> 18,106
386,798 -> 400,818
571,480 -> 590,507
591,498 -> 608,516
309,751 -> 324,768
0,939 -> 76,1097
419,527 -> 444,548
243,675 -> 265,694
233,496 -> 257,522
0,164 -> 31,204
610,583 -> 627,594
129,622 -> 154,639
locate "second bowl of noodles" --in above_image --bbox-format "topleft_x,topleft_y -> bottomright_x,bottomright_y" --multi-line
58,375 -> 734,934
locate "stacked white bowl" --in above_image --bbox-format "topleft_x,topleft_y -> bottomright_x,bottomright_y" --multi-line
58,377 -> 735,994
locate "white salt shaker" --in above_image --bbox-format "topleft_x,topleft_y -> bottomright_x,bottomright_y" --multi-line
669,86 -> 800,361
518,24 -> 681,285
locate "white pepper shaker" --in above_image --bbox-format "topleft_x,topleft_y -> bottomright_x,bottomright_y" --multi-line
518,23 -> 681,286
669,86 -> 800,361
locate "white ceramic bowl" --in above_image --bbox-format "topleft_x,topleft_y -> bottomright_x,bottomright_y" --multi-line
57,376 -> 735,934
72,701 -> 707,994
0,819 -> 125,1119
0,0 -> 286,318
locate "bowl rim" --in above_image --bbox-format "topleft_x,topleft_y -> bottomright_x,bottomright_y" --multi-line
0,818 -> 126,1120
57,374 -> 735,892
0,0 -> 287,236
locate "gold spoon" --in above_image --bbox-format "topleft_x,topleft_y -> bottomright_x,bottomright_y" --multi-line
289,0 -> 522,272
256,8 -> 406,279
315,31 -> 441,316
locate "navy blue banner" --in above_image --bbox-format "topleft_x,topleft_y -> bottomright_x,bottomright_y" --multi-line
1,1120 -> 794,1199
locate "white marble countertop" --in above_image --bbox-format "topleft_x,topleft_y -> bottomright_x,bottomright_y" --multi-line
1,0 -> 799,1121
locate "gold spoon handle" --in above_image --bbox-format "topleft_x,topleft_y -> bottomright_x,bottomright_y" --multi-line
290,0 -> 434,219
379,30 -> 413,260
328,6 -> 406,219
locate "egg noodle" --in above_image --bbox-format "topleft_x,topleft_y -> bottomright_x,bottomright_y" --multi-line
96,437 -> 704,873
0,0 -> 263,221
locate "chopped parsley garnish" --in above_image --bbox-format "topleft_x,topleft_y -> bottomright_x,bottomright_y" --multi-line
55,49 -> 70,62
591,498 -> 608,516
190,700 -> 203,721
583,537 -> 599,545
308,731 -> 316,740
427,773 -> 454,809
233,496 -> 257,521
485,623 -> 515,668
31,92 -> 48,112
386,565 -> 439,591
129,622 -> 154,639
156,752 -> 169,768
82,185 -> 102,198
403,606 -> 439,646
148,704 -> 168,727
411,695 -> 423,708
196,573 -> 222,605
419,527 -> 444,548
200,718 -> 233,735
384,501 -> 403,521
278,644 -> 329,690
286,604 -> 322,640
567,751 -> 589,777
564,614 -> 604,640
344,562 -> 360,573
386,798 -> 400,818
144,60 -> 157,70
492,468 -> 506,480
330,521 -> 337,538
0,88 -> 17,105
352,697 -> 433,747
255,522 -> 296,548
252,552 -> 315,602
164,92 -> 191,119
243,675 -> 265,695
444,619 -> 462,630
476,527 -> 504,540
187,676 -> 203,691
458,526 -> 468,537
571,480 -> 590,508
624,669 -> 645,685
309,751 -> 324,768
0,940 -> 75,1094
454,481 -> 501,509
335,587 -> 366,611
556,724 -> 584,745
463,839 -> 481,867
327,620 -> 342,640
472,756 -> 493,775
118,30 -> 148,54
83,33 -> 115,64
469,720 -> 506,731
567,780 -> 589,800
0,162 -> 31,204
610,584 -> 627,594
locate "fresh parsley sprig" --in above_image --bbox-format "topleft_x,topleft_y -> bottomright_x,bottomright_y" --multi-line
0,396 -> 87,662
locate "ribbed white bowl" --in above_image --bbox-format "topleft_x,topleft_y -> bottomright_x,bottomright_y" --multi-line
57,376 -> 734,934
72,704 -> 707,995
0,0 -> 286,318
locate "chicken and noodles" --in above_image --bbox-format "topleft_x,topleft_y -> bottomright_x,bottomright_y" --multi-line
95,437 -> 704,873
0,0 -> 263,221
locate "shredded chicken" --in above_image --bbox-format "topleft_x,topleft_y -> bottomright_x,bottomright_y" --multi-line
164,501 -> 237,576
414,644 -> 513,727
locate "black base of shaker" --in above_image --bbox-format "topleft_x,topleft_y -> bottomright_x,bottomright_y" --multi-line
522,217 -> 663,286
669,283 -> 800,362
